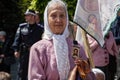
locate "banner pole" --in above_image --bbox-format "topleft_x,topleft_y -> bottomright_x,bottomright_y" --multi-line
80,28 -> 95,68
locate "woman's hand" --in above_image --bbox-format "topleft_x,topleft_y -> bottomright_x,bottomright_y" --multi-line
74,57 -> 82,66
74,57 -> 91,79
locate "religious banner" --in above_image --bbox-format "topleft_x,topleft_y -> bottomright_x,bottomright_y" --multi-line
74,0 -> 120,47
99,0 -> 120,36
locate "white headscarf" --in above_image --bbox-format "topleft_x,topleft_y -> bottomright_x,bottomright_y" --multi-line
43,0 -> 69,40
92,68 -> 105,80
43,0 -> 70,79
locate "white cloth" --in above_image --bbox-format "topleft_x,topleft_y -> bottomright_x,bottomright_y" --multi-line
53,35 -> 70,79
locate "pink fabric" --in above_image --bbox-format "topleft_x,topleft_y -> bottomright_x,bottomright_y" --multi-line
88,35 -> 109,67
105,31 -> 118,57
88,31 -> 118,67
28,38 -> 95,80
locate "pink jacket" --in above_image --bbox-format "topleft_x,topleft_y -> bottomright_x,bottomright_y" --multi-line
88,35 -> 109,67
28,38 -> 96,80
88,31 -> 118,67
104,31 -> 118,58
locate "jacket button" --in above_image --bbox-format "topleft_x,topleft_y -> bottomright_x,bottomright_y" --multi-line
104,52 -> 107,54
105,57 -> 108,59
105,61 -> 108,63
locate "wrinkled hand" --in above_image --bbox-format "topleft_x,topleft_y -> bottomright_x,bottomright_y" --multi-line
14,51 -> 20,58
74,57 -> 91,79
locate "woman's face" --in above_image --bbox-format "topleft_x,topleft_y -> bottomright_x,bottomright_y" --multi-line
48,5 -> 67,34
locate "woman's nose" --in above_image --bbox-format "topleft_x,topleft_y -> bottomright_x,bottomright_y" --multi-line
56,17 -> 61,22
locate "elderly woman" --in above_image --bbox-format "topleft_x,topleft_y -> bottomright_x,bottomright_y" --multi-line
28,0 -> 95,80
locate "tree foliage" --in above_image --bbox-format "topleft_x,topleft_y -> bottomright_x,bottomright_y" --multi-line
29,0 -> 77,22
18,0 -> 32,19
65,0 -> 77,21
0,0 -> 22,36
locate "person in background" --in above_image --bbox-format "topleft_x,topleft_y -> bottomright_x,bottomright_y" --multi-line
110,8 -> 120,47
28,0 -> 96,80
0,71 -> 11,80
68,21 -> 77,39
0,31 -> 14,73
104,31 -> 118,80
35,11 -> 44,28
12,9 -> 43,80
87,31 -> 118,80
110,8 -> 120,80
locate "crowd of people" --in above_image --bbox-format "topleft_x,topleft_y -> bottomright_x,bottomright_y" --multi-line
0,0 -> 120,80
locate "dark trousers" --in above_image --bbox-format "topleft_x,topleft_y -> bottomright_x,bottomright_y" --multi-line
96,55 -> 117,80
0,62 -> 10,73
96,65 -> 110,80
18,50 -> 29,80
108,54 -> 117,80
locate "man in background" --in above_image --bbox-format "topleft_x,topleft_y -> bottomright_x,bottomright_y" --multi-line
12,9 -> 43,80
35,11 -> 44,28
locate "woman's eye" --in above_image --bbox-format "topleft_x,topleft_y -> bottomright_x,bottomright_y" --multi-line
51,14 -> 56,18
60,14 -> 65,18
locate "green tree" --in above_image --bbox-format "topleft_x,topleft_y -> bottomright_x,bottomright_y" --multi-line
19,0 -> 31,17
29,0 -> 77,22
0,0 -> 22,36
65,0 -> 77,21
28,0 -> 50,22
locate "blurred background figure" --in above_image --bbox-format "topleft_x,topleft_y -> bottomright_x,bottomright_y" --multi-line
87,30 -> 118,80
68,21 -> 77,39
12,9 -> 43,80
0,31 -> 15,73
35,11 -> 44,28
110,8 -> 120,47
110,8 -> 120,80
105,31 -> 118,80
